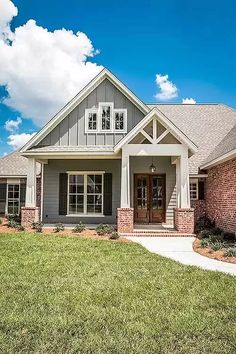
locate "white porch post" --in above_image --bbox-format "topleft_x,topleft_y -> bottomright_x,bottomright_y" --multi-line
179,150 -> 190,208
120,149 -> 130,208
175,157 -> 181,208
25,158 -> 37,207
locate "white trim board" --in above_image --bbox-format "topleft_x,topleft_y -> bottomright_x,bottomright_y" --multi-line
200,149 -> 236,169
20,68 -> 149,152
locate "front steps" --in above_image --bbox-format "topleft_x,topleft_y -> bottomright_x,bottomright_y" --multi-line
120,228 -> 195,237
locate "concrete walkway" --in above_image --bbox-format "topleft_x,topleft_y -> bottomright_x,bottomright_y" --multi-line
126,237 -> 236,276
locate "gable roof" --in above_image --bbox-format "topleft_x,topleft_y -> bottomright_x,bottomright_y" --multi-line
148,104 -> 236,173
20,68 -> 149,152
0,151 -> 41,177
201,123 -> 236,169
114,107 -> 198,154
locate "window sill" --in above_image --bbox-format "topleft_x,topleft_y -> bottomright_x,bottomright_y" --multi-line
66,214 -> 105,217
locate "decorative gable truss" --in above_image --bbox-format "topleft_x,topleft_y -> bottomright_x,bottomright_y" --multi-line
129,117 -> 181,145
114,108 -> 197,153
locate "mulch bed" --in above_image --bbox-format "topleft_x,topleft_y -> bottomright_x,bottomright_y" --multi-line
0,218 -> 130,243
193,238 -> 236,264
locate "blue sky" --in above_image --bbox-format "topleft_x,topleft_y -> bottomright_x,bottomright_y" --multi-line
0,0 -> 236,156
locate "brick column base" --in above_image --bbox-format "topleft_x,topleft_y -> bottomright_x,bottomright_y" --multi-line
21,207 -> 40,229
174,208 -> 194,234
117,208 -> 134,234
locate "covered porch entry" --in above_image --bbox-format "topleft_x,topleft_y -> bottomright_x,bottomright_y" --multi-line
116,108 -> 197,234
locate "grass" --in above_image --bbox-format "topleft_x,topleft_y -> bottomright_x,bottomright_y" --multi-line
0,233 -> 235,354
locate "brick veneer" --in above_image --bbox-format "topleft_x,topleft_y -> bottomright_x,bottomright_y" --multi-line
174,208 -> 194,234
117,208 -> 134,234
21,207 -> 40,229
206,158 -> 236,234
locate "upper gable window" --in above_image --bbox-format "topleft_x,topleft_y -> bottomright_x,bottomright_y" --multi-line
85,102 -> 127,133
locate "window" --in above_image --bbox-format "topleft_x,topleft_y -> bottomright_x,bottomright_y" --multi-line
85,102 -> 127,133
190,178 -> 198,200
114,110 -> 126,131
88,112 -> 97,131
68,173 -> 103,215
7,184 -> 20,215
101,104 -> 112,131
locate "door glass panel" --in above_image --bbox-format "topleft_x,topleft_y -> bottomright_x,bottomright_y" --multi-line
137,176 -> 147,209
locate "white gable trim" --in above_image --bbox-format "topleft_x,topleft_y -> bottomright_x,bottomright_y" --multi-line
200,148 -> 236,169
20,68 -> 149,152
114,108 -> 198,154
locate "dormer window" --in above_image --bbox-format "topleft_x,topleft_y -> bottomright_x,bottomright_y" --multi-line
85,102 -> 127,133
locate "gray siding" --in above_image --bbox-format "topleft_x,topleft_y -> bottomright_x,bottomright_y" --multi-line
38,79 -> 145,148
130,156 -> 176,225
43,159 -> 121,224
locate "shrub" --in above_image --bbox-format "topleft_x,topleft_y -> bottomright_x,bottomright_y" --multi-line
32,222 -> 44,233
73,222 -> 86,233
210,241 -> 225,251
96,224 -> 114,236
0,218 -> 2,225
109,231 -> 119,240
224,247 -> 236,258
199,229 -> 213,239
195,216 -> 215,232
211,227 -> 223,236
209,234 -> 224,243
222,231 -> 235,242
7,219 -> 19,229
7,214 -> 20,223
16,225 -> 25,231
54,223 -> 65,233
200,239 -> 209,248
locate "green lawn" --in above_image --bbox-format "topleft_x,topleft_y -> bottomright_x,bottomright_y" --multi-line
0,233 -> 235,354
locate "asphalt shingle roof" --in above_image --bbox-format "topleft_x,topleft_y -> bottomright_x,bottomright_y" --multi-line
148,104 -> 236,173
0,151 -> 41,177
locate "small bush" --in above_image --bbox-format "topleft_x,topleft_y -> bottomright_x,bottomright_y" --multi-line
16,225 -> 25,231
0,218 -> 2,225
195,216 -> 215,232
222,231 -> 235,242
73,222 -> 86,233
209,234 -> 224,243
200,239 -> 209,248
109,231 -> 119,240
32,222 -> 44,233
224,247 -> 236,258
7,219 -> 19,229
199,229 -> 213,239
211,227 -> 223,236
210,241 -> 225,251
7,214 -> 20,223
54,223 -> 65,233
96,224 -> 114,236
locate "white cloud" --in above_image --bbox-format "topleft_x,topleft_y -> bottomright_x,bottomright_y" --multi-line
182,98 -> 196,104
7,132 -> 36,150
155,74 -> 178,100
0,0 -> 17,40
4,116 -> 22,132
0,1 -> 103,126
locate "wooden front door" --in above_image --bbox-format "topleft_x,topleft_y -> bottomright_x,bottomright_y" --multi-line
134,174 -> 166,224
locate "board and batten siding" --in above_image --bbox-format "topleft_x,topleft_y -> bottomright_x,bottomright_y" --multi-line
130,156 -> 176,225
38,79 -> 145,147
43,159 -> 121,224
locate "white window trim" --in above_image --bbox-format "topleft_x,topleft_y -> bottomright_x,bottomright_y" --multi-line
85,108 -> 98,133
99,102 -> 114,132
190,178 -> 198,201
6,182 -> 21,215
84,102 -> 127,134
113,108 -> 127,132
66,171 -> 104,217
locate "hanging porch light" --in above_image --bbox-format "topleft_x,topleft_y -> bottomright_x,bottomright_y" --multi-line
149,157 -> 156,173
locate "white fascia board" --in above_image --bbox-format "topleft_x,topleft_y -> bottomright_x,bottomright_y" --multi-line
20,68 -> 149,152
114,108 -> 198,154
200,149 -> 236,169
21,151 -> 121,160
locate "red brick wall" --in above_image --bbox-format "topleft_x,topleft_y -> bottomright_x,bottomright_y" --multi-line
117,208 -> 134,234
174,208 -> 194,234
206,158 -> 236,234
